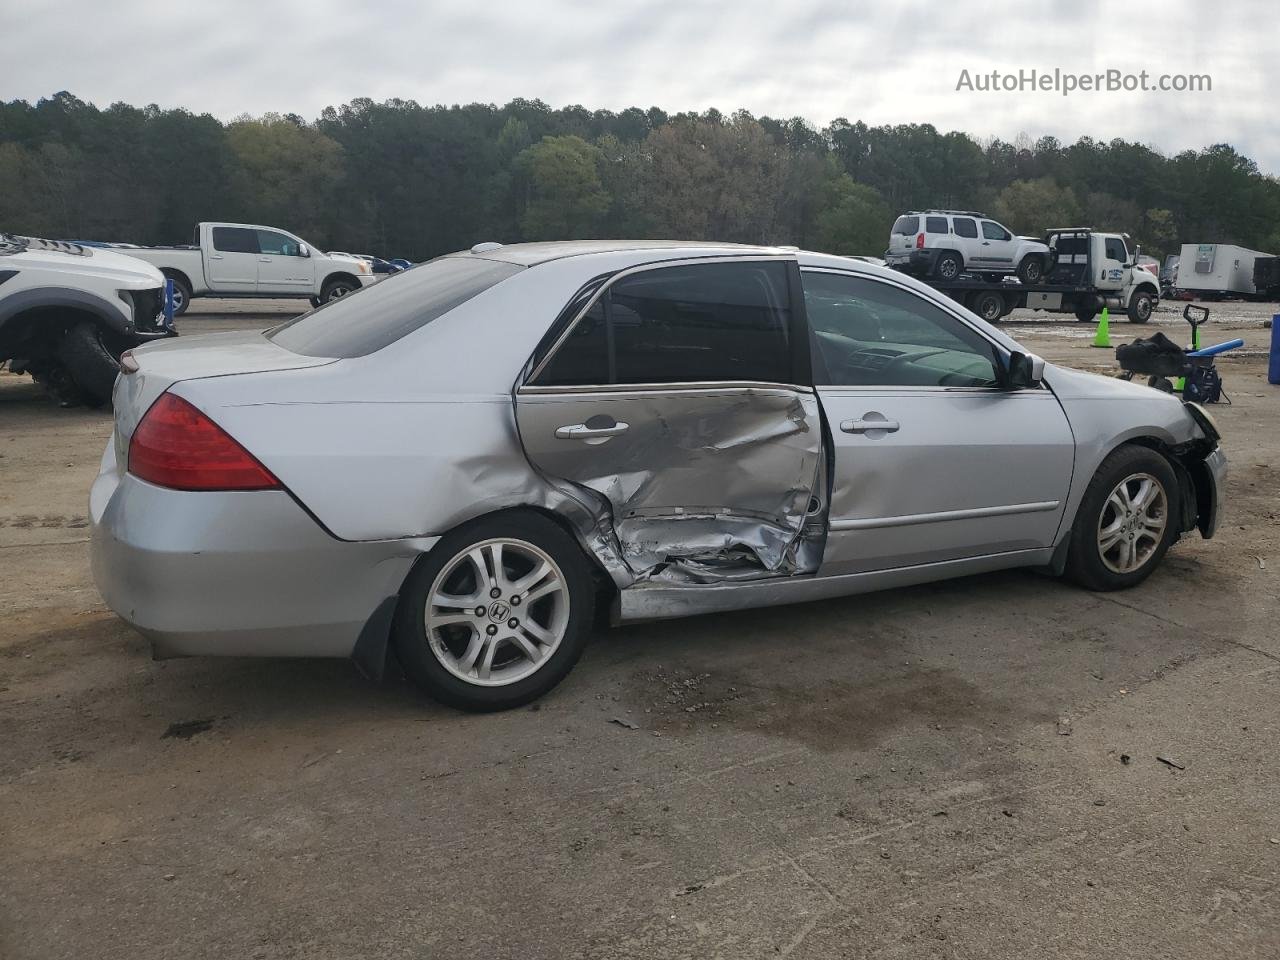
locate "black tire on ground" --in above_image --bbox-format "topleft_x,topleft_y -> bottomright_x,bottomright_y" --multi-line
1128,290 -> 1154,323
309,297 -> 322,309
969,290 -> 1006,323
393,510 -> 596,711
933,252 -> 963,281
1016,255 -> 1045,284
1064,445 -> 1180,591
56,321 -> 122,407
166,275 -> 192,317
1075,306 -> 1097,323
321,277 -> 359,303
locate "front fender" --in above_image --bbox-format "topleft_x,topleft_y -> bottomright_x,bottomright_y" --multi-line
0,285 -> 133,337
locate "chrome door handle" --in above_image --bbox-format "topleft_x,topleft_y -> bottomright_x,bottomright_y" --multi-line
555,421 -> 630,441
258,257 -> 272,262
841,418 -> 900,434
209,254 -> 224,259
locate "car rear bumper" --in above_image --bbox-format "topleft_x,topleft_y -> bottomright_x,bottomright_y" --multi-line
89,441 -> 434,659
885,249 -> 938,275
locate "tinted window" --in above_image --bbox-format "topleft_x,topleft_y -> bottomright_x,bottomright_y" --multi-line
953,217 -> 978,238
1105,237 -> 1128,262
212,227 -> 259,254
981,221 -> 1010,241
269,256 -> 522,358
536,300 -> 608,386
925,216 -> 949,234
257,230 -> 301,256
1054,235 -> 1088,258
892,216 -> 919,235
802,271 -> 999,388
535,261 -> 793,386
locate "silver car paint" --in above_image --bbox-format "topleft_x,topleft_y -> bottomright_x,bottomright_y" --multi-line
92,242 -> 1222,661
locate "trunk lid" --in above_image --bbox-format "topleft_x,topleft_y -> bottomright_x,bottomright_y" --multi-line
113,330 -> 335,460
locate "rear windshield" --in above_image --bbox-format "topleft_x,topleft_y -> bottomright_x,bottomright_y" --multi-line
268,256 -> 522,358
892,216 -> 919,235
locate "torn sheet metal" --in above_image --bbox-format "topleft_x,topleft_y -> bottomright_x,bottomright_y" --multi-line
515,386 -> 825,583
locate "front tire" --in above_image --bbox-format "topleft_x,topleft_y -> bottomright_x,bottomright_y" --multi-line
56,321 -> 122,407
1016,255 -> 1045,284
393,511 -> 596,711
321,277 -> 359,303
1128,290 -> 1154,323
1065,446 -> 1179,591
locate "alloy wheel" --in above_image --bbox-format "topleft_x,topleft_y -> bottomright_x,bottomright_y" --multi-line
424,538 -> 570,686
1096,472 -> 1167,574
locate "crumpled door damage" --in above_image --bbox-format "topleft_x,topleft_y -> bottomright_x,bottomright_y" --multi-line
515,385 -> 826,585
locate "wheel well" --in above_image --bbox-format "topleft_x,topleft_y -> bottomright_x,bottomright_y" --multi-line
1108,437 -> 1200,533
160,268 -> 192,291
322,272 -> 361,292
0,305 -> 105,361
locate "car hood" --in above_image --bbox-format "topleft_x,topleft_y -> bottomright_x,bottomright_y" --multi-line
9,245 -> 165,287
1042,361 -> 1182,402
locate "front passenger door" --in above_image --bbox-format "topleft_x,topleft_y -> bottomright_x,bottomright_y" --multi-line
802,269 -> 1074,575
255,229 -> 316,294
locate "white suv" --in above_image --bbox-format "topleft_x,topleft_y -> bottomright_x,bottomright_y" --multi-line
885,210 -> 1051,283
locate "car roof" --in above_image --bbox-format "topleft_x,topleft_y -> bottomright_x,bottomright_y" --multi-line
457,239 -> 790,267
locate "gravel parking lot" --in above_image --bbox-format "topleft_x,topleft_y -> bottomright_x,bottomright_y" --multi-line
2,299 -> 1278,959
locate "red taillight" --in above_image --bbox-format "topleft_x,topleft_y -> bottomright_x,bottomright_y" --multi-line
128,393 -> 280,491
916,232 -> 925,249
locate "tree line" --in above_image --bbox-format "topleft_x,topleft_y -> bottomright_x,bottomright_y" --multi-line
2,91 -> 1278,262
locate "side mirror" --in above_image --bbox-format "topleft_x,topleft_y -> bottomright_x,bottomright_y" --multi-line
1007,351 -> 1045,390
297,243 -> 310,258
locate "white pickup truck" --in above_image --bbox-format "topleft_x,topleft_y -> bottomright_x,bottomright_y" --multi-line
124,222 -> 376,316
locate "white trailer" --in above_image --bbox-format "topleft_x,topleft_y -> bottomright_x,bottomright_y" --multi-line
1176,243 -> 1274,297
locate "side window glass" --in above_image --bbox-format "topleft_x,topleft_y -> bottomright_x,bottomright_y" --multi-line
257,230 -> 300,257
535,300 -> 608,386
981,221 -> 1008,241
1105,238 -> 1128,262
610,262 -> 791,384
953,218 -> 978,239
925,216 -> 948,233
535,261 -> 793,387
211,227 -> 259,254
802,272 -> 999,389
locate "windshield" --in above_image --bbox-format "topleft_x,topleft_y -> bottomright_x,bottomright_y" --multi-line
268,256 -> 522,358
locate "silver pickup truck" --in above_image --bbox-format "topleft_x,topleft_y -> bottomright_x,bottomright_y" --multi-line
125,222 -> 376,315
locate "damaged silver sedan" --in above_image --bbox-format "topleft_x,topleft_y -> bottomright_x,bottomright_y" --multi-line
91,241 -> 1226,710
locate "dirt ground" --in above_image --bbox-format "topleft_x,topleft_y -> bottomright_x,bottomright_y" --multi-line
2,298 -> 1278,959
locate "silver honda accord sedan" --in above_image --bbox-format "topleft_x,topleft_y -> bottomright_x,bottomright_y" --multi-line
91,241 -> 1226,710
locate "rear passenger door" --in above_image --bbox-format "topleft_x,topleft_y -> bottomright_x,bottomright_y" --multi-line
515,258 -> 824,582
206,227 -> 261,292
951,217 -> 980,266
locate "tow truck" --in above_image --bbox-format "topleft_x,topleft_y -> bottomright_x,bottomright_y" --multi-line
896,228 -> 1162,324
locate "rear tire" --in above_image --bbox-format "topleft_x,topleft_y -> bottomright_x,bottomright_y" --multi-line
1065,446 -> 1180,591
969,290 -> 1005,323
393,511 -> 596,711
56,321 -> 122,407
934,252 -> 963,281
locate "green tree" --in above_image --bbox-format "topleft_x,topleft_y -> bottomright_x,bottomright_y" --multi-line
513,135 -> 609,240
993,177 -> 1081,235
812,175 -> 891,256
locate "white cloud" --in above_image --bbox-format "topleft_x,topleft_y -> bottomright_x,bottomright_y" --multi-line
4,0 -> 1275,172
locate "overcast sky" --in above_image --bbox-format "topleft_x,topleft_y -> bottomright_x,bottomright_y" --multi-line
3,0 -> 1275,173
